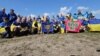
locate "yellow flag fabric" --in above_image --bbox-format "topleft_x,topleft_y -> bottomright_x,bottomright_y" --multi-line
11,24 -> 16,31
0,27 -> 6,33
88,24 -> 100,31
38,23 -> 41,31
60,28 -> 65,34
32,21 -> 36,28
32,21 -> 41,31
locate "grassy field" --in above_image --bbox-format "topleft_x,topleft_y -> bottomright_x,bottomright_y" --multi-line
0,33 -> 100,56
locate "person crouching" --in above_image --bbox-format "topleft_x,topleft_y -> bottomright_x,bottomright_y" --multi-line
0,17 -> 12,38
20,17 -> 29,35
11,17 -> 21,36
32,17 -> 38,34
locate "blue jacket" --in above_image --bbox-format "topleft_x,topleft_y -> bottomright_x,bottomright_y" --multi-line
0,11 -> 7,23
82,20 -> 88,26
59,16 -> 65,21
8,13 -> 17,23
0,21 -> 11,27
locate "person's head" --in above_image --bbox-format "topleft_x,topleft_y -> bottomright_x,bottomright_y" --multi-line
78,10 -> 82,13
66,15 -> 71,20
37,18 -> 41,22
21,17 -> 26,23
57,15 -> 59,18
2,8 -> 5,13
91,16 -> 95,19
16,17 -> 21,23
74,13 -> 77,15
61,14 -> 63,17
37,15 -> 41,19
10,9 -> 14,14
27,16 -> 32,22
33,17 -> 36,21
3,17 -> 9,22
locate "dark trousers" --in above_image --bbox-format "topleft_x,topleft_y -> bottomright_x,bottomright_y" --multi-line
3,27 -> 12,38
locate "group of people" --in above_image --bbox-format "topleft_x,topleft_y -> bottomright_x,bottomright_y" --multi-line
0,8 -> 95,38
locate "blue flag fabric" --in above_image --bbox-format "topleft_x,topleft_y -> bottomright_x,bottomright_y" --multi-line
42,22 -> 53,33
88,19 -> 100,24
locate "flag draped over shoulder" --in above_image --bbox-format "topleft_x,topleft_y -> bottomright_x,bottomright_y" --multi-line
88,19 -> 100,31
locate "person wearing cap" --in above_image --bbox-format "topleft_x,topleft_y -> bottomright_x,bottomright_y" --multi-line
8,9 -> 17,23
0,8 -> 7,23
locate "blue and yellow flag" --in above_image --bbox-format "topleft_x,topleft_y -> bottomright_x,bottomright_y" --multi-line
88,19 -> 100,31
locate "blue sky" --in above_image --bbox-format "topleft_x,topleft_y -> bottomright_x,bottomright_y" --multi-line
0,0 -> 100,18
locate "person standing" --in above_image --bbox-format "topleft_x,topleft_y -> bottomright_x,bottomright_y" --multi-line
0,8 -> 7,23
8,9 -> 17,23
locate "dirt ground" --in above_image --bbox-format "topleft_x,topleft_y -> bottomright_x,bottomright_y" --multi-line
0,33 -> 100,56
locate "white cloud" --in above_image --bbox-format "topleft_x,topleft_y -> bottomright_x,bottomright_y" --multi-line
92,10 -> 100,15
59,6 -> 72,15
29,14 -> 36,17
91,10 -> 100,18
77,6 -> 89,11
43,13 -> 50,16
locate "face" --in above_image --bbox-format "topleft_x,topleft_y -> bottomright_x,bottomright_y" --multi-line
10,9 -> 14,14
21,17 -> 26,23
2,8 -> 5,13
16,17 -> 21,23
27,17 -> 31,22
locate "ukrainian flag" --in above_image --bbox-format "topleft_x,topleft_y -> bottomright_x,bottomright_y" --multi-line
0,27 -> 6,33
88,19 -> 100,31
0,23 -> 6,33
10,24 -> 16,32
32,21 -> 41,31
60,24 -> 65,34
32,20 -> 37,28
38,22 -> 41,31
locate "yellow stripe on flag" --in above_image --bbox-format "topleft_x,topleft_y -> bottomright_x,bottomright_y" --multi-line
88,24 -> 100,31
0,27 -> 6,33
